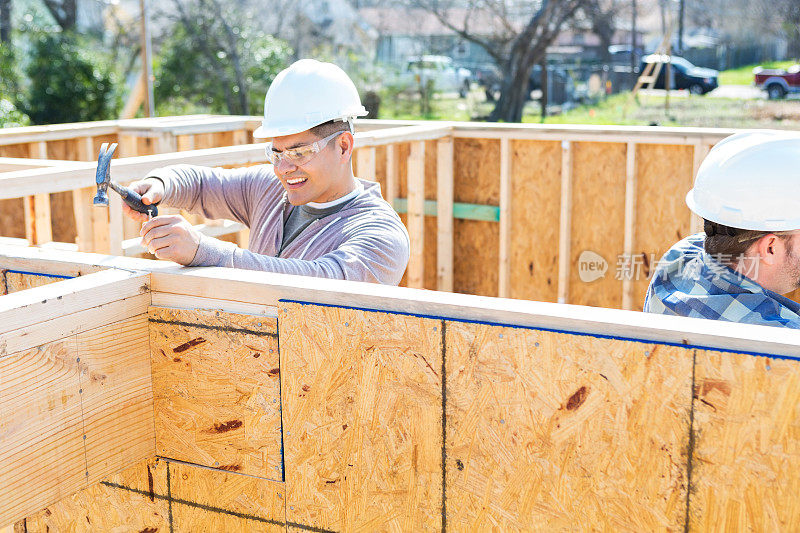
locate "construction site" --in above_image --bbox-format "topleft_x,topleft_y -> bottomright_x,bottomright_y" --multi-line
2,116 -> 800,531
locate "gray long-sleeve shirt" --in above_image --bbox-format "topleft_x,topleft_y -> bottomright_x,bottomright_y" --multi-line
147,164 -> 410,285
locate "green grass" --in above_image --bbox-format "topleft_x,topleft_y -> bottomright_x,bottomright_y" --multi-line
719,60 -> 798,85
378,89 -> 800,130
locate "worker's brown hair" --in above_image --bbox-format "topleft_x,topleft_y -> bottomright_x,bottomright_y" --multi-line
309,119 -> 351,139
704,219 -> 792,265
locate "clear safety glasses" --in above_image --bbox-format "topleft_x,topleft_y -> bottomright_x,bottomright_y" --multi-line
265,131 -> 344,167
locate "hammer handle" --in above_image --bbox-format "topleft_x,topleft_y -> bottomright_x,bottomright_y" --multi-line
118,186 -> 159,217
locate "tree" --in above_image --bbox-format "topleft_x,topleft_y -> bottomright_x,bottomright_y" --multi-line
0,0 -> 11,43
154,0 -> 291,115
410,0 -> 590,122
22,32 -> 117,124
585,0 -> 624,64
40,0 -> 76,32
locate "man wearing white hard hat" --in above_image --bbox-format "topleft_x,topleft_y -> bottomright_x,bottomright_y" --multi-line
123,59 -> 410,285
644,131 -> 800,328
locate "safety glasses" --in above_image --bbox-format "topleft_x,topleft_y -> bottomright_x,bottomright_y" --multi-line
265,131 -> 344,167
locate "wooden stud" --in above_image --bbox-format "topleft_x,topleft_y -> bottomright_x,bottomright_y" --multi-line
385,143 -> 397,207
23,194 -> 52,246
407,141 -> 425,288
232,129 -> 249,145
356,146 -> 376,182
117,134 -> 139,158
622,141 -> 638,310
177,134 -> 196,151
108,192 -> 124,256
436,137 -> 454,292
690,143 -> 710,235
557,140 -> 573,304
498,137 -> 512,298
155,133 -> 178,154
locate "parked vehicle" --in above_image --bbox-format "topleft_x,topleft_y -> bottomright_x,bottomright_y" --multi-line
754,64 -> 800,99
401,55 -> 472,97
640,54 -> 719,94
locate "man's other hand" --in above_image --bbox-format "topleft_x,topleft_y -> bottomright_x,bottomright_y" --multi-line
122,178 -> 165,223
140,215 -> 201,265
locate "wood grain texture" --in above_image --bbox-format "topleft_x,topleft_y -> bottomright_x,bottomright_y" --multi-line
21,458 -> 168,533
509,140 -> 561,303
170,460 -> 286,532
279,302 -> 443,531
633,144 -> 695,310
569,142 -> 627,309
0,315 -> 154,525
149,307 -> 283,480
690,350 -> 800,531
454,219 -> 498,297
446,322 -> 693,531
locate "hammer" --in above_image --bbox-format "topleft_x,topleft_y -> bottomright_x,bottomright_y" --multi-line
93,142 -> 158,217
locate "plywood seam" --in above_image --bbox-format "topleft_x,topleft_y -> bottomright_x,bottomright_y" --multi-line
440,319 -> 448,532
99,480 -> 294,529
166,461 -> 175,532
148,317 -> 278,338
156,456 -> 283,484
683,348 -> 698,531
277,299 -> 800,362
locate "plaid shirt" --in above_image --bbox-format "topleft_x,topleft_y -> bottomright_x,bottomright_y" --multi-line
644,233 -> 800,329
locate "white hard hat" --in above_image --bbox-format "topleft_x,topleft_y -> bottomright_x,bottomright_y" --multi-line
686,131 -> 800,231
253,59 -> 368,138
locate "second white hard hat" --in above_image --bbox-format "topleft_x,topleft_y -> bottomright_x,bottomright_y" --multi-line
253,59 -> 368,139
686,131 -> 800,231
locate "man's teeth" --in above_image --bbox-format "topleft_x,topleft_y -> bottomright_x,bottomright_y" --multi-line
287,177 -> 307,185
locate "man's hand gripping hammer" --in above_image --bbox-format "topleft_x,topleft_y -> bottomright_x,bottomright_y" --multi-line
93,142 -> 158,218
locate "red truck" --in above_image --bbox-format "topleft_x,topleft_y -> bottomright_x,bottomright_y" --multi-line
754,64 -> 800,99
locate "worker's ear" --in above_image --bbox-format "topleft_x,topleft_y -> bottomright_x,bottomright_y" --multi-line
336,131 -> 355,161
756,234 -> 783,266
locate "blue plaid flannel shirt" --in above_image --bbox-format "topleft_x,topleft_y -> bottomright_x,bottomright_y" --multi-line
644,233 -> 800,328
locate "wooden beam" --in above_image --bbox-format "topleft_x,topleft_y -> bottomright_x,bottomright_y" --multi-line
436,137 -> 454,292
557,140 -> 573,304
0,269 -> 149,341
406,141 -> 425,288
356,146 -> 376,182
108,192 -> 124,256
690,143 -> 710,235
622,141 -> 638,311
385,144 -> 397,207
498,137 -> 512,298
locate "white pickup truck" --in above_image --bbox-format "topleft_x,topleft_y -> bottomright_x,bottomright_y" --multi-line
401,55 -> 472,97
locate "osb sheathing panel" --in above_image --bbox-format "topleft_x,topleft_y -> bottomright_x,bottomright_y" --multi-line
570,141 -> 627,308
43,139 -> 80,243
446,321 -> 693,530
633,144 -> 695,310
690,350 -> 800,530
454,219 -> 498,297
1,271 -> 69,294
149,307 -> 283,480
0,315 -> 154,524
510,139 -> 561,303
0,199 -> 24,239
170,460 -> 286,531
21,458 -> 169,533
279,302 -> 443,531
452,138 -> 500,297
425,215 -> 438,290
22,458 -> 288,532
136,136 -> 157,156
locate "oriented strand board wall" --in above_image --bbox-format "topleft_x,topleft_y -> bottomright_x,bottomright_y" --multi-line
279,302 -> 443,531
632,144 -> 695,309
0,315 -> 154,524
690,350 -> 800,530
1,270 -> 71,295
21,457 -> 287,532
149,307 -> 283,480
510,139 -> 562,302
453,138 -> 500,297
445,322 -> 692,530
569,142 -> 627,308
